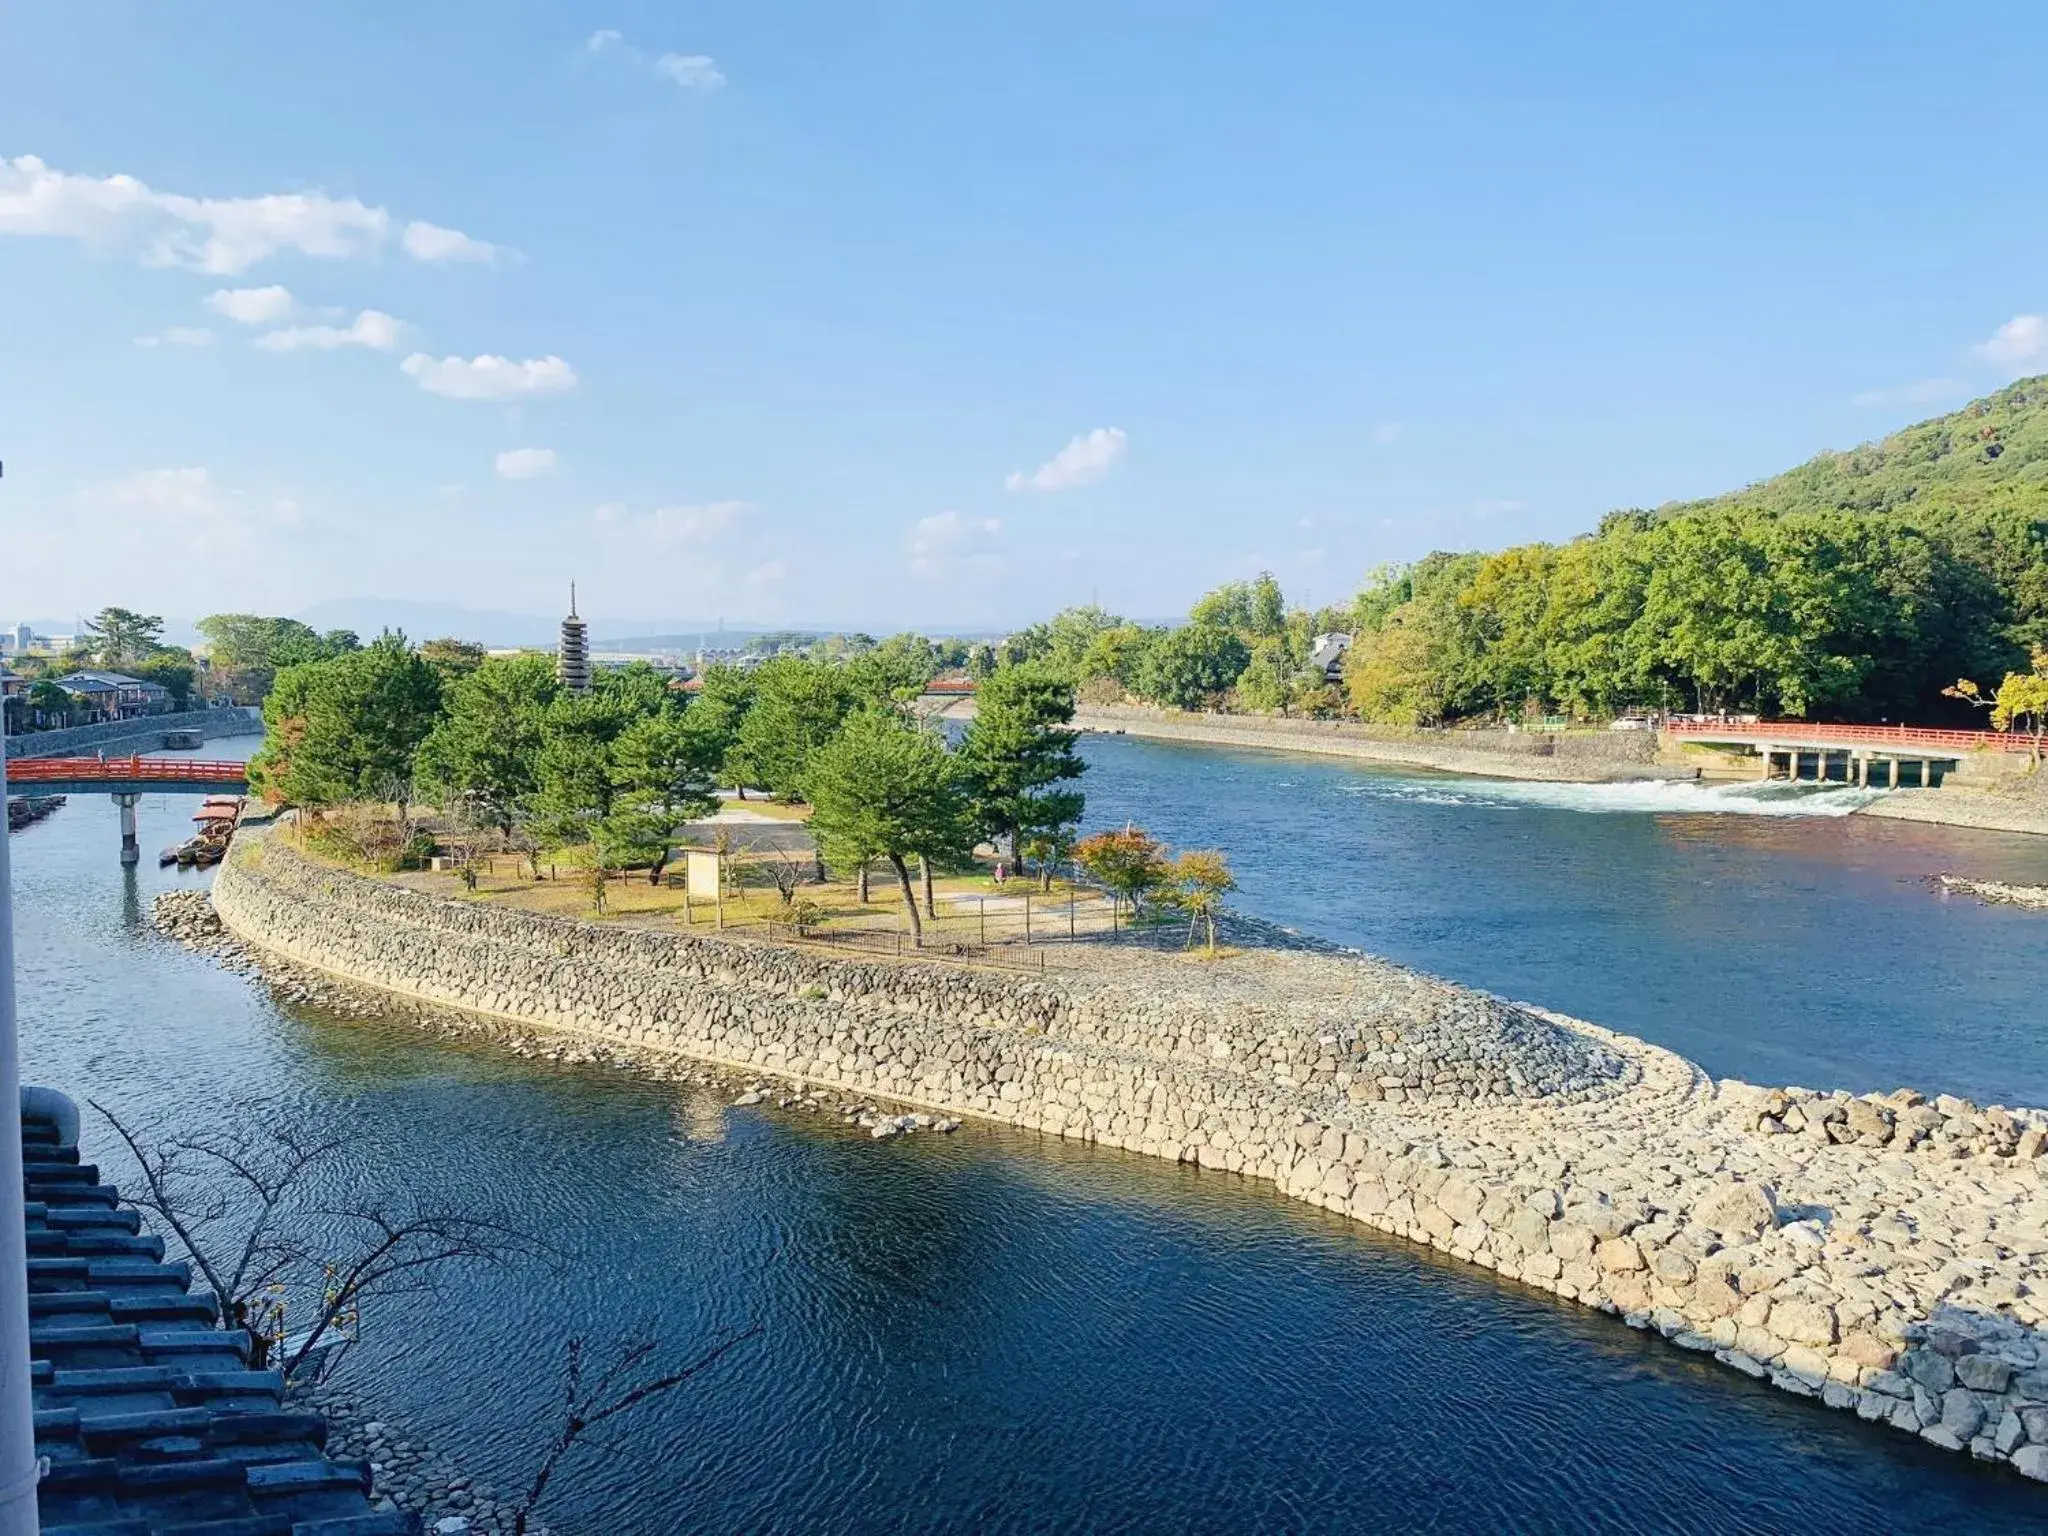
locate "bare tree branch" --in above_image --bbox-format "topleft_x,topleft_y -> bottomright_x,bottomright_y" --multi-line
91,1099 -> 532,1386
513,1325 -> 762,1535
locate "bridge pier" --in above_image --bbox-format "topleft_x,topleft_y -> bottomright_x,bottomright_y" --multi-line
113,794 -> 141,866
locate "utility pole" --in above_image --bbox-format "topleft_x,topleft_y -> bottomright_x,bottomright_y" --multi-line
0,709 -> 45,1535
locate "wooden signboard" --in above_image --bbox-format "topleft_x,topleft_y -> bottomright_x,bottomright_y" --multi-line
684,849 -> 723,926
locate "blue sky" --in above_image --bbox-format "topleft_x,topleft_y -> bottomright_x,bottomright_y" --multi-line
5,2 -> 2048,635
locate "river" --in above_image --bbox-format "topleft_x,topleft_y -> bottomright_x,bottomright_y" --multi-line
8,735 -> 2047,1531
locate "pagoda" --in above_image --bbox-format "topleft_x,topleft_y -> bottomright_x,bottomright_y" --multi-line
557,583 -> 591,694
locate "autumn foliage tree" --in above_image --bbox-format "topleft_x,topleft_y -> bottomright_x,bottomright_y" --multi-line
1165,849 -> 1237,954
1072,827 -> 1170,915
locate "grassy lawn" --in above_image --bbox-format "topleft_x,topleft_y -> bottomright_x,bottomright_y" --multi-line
411,847 -> 1127,946
711,794 -> 813,822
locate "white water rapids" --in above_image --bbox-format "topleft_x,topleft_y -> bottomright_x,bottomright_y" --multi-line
1348,777 -> 1891,817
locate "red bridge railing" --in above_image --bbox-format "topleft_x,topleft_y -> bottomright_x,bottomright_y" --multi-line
5,757 -> 250,784
1665,721 -> 2030,754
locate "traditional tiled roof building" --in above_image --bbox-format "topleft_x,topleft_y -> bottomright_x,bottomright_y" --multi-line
21,1089 -> 408,1536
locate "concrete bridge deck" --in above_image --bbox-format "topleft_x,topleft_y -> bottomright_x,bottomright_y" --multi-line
1664,720 -> 2030,788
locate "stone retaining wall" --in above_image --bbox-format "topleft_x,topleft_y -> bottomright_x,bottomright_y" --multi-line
5,706 -> 260,760
213,831 -> 2048,1484
1072,705 -> 1685,783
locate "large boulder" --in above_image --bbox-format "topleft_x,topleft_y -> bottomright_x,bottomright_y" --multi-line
1693,1180 -> 1778,1238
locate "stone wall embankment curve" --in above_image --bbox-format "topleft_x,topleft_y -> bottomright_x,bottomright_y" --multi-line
210,831 -> 2048,1484
5,706 -> 261,760
1071,704 -> 1683,783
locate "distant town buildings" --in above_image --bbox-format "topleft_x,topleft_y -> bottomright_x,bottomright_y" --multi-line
0,624 -> 69,656
50,671 -> 172,721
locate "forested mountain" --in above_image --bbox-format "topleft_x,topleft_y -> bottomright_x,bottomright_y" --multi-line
1676,377 -> 2048,524
1004,381 -> 2048,728
1334,379 -> 2048,723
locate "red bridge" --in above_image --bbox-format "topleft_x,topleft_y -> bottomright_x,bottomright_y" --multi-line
1663,721 -> 2031,754
5,757 -> 251,864
5,757 -> 251,793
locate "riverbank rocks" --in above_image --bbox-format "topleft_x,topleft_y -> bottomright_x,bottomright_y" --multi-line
212,830 -> 2048,1488
1935,874 -> 2048,911
295,1383 -> 542,1536
1743,1080 -> 2047,1161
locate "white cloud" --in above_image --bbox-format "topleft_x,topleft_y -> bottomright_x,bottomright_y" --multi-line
908,511 -> 1002,576
257,309 -> 405,352
745,560 -> 786,587
647,501 -> 745,542
400,352 -> 579,400
1851,377 -> 1964,409
586,32 -> 725,88
0,153 -> 494,275
134,326 -> 216,348
1974,314 -> 2048,371
402,220 -> 499,264
656,53 -> 726,88
594,500 -> 749,544
206,285 -> 296,324
495,447 -> 559,480
1370,421 -> 1406,445
1005,427 -> 1127,492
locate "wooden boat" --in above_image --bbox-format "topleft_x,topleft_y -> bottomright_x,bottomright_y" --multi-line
164,824 -> 234,866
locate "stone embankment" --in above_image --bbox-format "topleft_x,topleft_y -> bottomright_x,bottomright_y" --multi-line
1072,704 -> 1688,784
293,1382 -> 544,1536
1862,785 -> 2048,839
210,831 -> 2048,1484
3,705 -> 260,760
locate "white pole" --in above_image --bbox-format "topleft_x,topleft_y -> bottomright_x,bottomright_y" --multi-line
0,717 -> 44,1533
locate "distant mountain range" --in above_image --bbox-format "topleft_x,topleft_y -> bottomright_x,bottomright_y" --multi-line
289,599 -> 816,650
287,599 -> 1011,650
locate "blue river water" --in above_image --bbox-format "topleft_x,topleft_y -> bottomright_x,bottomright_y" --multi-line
8,734 -> 2048,1532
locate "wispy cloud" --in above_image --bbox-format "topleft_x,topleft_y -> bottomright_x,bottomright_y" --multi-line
1973,313 -> 2048,371
258,310 -> 405,352
82,468 -> 300,554
584,30 -> 725,89
594,500 -> 749,545
1370,422 -> 1406,445
134,326 -> 216,348
908,510 -> 1002,576
1851,377 -> 1965,409
0,154 -> 495,276
401,220 -> 500,264
1005,427 -> 1126,492
655,54 -> 725,88
495,447 -> 559,480
206,285 -> 296,325
401,352 -> 579,400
